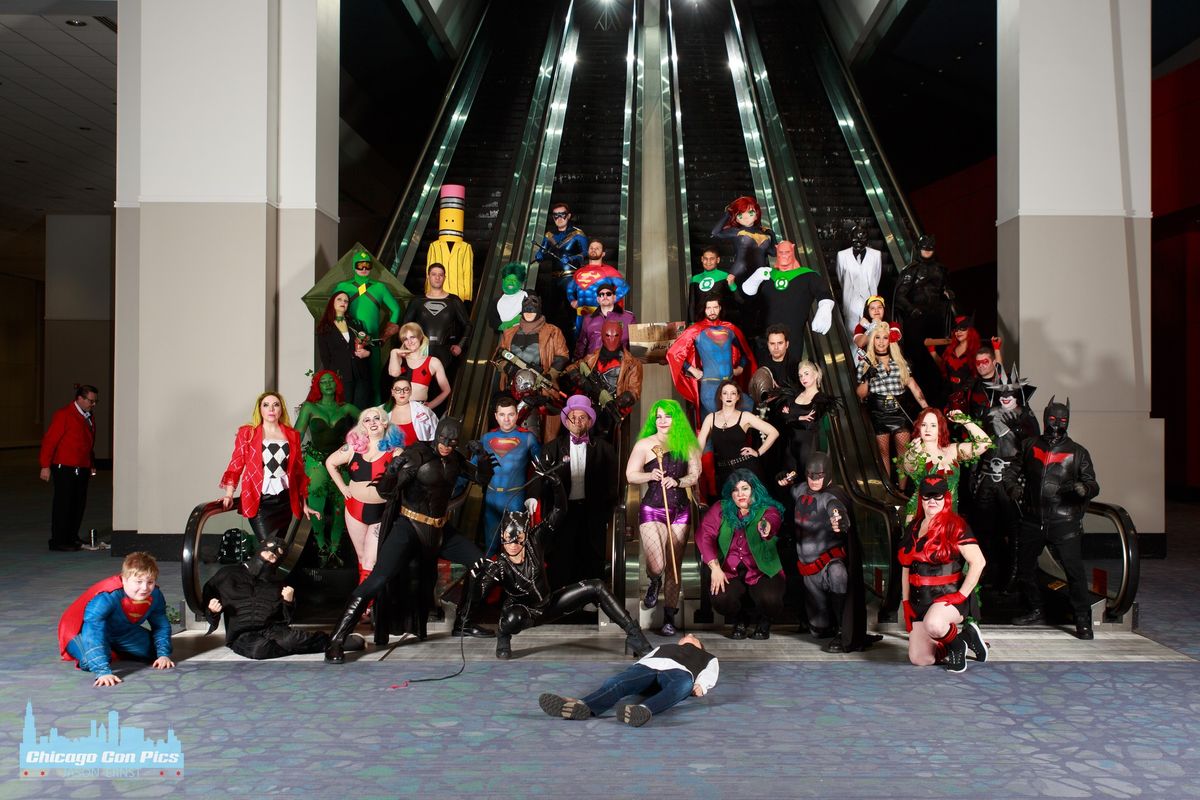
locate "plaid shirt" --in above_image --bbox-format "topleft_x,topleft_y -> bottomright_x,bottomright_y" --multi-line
858,358 -> 905,397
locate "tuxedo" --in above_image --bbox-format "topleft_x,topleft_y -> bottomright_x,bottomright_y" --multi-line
539,433 -> 618,586
836,246 -> 882,335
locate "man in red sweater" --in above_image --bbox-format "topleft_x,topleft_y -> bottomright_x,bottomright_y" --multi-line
40,384 -> 99,551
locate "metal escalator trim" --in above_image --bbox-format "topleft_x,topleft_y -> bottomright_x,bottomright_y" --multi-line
802,4 -> 919,268
662,0 -> 696,307
1087,500 -> 1140,619
179,498 -> 312,617
376,6 -> 493,280
617,0 -> 641,278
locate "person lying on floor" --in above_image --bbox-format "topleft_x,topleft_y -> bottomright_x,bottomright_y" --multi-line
539,634 -> 717,727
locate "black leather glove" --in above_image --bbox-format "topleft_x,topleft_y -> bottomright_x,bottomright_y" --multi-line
860,365 -> 878,383
1072,481 -> 1089,498
616,391 -> 636,409
468,556 -> 491,578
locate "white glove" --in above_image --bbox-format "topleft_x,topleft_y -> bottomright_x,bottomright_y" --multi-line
811,299 -> 835,334
741,267 -> 773,296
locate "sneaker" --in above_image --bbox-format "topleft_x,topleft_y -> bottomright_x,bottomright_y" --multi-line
617,702 -> 653,727
962,621 -> 988,663
539,693 -> 591,720
943,637 -> 968,673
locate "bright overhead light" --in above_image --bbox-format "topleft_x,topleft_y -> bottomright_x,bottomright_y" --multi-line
65,19 -> 87,26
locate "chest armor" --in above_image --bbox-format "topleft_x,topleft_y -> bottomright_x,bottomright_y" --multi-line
510,332 -> 540,367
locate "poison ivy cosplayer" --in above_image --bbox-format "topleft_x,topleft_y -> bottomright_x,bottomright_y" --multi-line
294,371 -> 360,566
897,407 -> 992,521
625,400 -> 701,636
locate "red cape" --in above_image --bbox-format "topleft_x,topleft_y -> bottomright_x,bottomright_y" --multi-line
58,574 -> 123,663
664,318 -> 758,422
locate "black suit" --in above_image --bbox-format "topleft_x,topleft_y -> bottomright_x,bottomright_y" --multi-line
538,433 -> 618,587
317,328 -> 372,409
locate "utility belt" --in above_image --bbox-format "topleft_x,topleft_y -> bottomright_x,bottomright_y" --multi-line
717,454 -> 756,469
401,506 -> 448,528
869,394 -> 900,411
797,546 -> 846,576
908,572 -> 961,587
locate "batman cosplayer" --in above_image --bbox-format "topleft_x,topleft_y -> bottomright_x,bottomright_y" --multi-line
778,453 -> 878,653
893,234 -> 951,408
202,538 -> 345,660
1012,397 -> 1100,639
324,417 -> 495,664
477,459 -> 652,659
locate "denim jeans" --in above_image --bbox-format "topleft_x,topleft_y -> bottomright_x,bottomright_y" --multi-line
581,664 -> 694,716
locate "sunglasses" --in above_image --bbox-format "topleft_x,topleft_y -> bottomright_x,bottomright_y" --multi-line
597,290 -> 615,297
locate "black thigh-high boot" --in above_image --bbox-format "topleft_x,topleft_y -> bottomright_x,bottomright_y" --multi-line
452,573 -> 494,638
593,581 -> 652,657
325,596 -> 368,664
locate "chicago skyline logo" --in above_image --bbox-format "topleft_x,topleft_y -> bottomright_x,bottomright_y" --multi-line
19,701 -> 184,779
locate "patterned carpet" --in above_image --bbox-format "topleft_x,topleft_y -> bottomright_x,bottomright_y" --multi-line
4,460 -> 1200,797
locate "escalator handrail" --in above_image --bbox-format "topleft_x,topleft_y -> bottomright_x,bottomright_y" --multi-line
375,5 -> 493,282
180,498 -> 313,617
805,2 -> 923,265
1087,500 -> 1140,619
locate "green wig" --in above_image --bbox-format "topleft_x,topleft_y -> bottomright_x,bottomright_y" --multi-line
636,399 -> 699,461
719,468 -> 784,529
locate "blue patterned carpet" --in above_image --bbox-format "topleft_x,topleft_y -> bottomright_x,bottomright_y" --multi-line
4,461 -> 1200,797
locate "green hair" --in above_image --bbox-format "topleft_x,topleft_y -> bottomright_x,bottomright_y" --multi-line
719,468 -> 783,530
636,399 -> 699,461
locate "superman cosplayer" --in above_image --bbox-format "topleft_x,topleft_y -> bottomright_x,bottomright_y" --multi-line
481,395 -> 542,556
665,292 -> 757,423
59,553 -> 174,685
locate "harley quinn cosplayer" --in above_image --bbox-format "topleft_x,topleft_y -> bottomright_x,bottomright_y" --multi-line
899,476 -> 988,673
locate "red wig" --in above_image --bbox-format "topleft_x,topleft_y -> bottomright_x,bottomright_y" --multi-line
306,370 -> 346,403
910,487 -> 968,564
911,407 -> 950,448
941,326 -> 981,366
316,291 -> 352,334
724,196 -> 763,228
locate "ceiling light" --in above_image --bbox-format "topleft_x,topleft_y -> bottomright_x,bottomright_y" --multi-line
14,159 -> 28,164
65,19 -> 87,26
78,126 -> 91,131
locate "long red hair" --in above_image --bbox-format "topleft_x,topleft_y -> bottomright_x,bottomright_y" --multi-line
306,370 -> 345,403
942,326 -> 981,366
316,291 -> 351,334
724,196 -> 763,228
911,492 -> 967,564
911,407 -> 950,448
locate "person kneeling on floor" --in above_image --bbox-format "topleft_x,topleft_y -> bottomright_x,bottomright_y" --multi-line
477,456 -> 652,660
539,634 -> 717,727
900,476 -> 988,673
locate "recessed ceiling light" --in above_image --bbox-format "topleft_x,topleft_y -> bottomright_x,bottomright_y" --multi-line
78,126 -> 91,131
65,19 -> 87,27
84,187 -> 96,191
14,159 -> 28,164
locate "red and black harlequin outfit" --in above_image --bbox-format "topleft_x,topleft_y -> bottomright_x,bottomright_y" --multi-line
898,515 -> 978,658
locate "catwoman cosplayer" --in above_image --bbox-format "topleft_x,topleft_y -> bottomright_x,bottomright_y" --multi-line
324,417 -> 494,663
478,460 -> 653,659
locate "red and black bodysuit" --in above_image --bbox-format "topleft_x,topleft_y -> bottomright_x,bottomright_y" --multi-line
898,516 -> 977,620
345,450 -> 394,525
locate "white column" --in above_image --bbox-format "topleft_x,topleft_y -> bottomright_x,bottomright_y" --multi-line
996,0 -> 1161,531
114,0 -> 339,535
